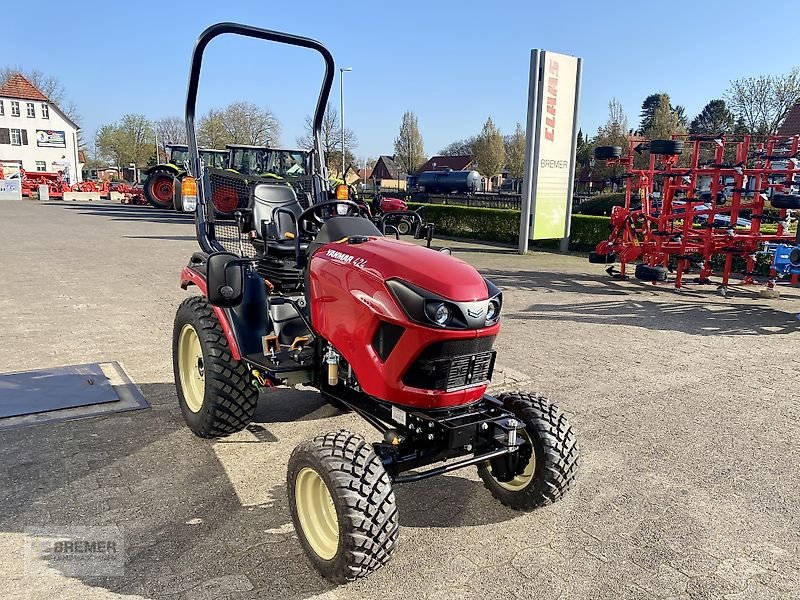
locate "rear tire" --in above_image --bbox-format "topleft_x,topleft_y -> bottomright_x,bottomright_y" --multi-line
635,263 -> 668,282
478,392 -> 579,511
589,251 -> 616,264
287,430 -> 399,583
172,296 -> 257,438
144,168 -> 176,209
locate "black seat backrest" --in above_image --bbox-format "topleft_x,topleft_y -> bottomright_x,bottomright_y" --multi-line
251,181 -> 303,239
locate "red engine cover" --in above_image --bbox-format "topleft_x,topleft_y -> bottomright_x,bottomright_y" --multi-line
380,196 -> 407,212
308,237 -> 500,409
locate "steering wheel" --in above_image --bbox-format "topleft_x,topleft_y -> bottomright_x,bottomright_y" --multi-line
296,200 -> 361,236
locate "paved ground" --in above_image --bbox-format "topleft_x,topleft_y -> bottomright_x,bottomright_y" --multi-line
1,200 -> 799,600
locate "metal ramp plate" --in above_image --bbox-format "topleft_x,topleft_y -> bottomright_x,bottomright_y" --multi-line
0,362 -> 149,429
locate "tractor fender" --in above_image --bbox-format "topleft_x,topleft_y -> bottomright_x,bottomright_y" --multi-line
180,266 -> 243,360
180,263 -> 268,360
145,163 -> 183,176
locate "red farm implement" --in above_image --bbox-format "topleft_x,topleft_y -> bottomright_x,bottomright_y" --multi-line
589,135 -> 800,295
19,169 -> 71,199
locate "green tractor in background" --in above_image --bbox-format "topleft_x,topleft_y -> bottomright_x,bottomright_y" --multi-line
226,144 -> 308,178
143,143 -> 228,210
205,144 -> 312,215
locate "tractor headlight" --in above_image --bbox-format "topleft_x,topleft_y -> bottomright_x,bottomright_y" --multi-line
486,299 -> 500,322
430,302 -> 451,326
484,278 -> 502,325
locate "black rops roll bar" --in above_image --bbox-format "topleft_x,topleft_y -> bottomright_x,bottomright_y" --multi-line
184,22 -> 335,253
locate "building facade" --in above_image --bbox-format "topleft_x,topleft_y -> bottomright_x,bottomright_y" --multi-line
0,73 -> 82,183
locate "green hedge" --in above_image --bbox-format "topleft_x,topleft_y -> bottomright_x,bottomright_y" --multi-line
409,202 -> 611,251
575,193 -> 626,216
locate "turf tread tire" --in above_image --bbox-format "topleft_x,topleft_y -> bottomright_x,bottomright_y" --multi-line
287,430 -> 399,583
173,296 -> 257,438
478,392 -> 579,511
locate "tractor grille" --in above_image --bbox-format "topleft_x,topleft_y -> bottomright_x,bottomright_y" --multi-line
402,337 -> 496,391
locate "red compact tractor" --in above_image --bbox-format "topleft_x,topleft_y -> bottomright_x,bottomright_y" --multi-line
172,23 -> 578,583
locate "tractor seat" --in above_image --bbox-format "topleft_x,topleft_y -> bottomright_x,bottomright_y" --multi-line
251,182 -> 308,256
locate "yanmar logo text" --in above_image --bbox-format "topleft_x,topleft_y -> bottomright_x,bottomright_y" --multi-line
326,248 -> 367,269
544,58 -> 559,142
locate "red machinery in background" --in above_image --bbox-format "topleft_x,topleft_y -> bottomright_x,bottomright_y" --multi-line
589,135 -> 800,294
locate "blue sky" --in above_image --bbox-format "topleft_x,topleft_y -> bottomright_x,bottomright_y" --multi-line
2,1 -> 798,161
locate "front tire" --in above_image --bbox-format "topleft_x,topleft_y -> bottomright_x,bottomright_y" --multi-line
172,174 -> 185,211
172,296 -> 257,438
478,392 -> 579,511
287,430 -> 399,583
396,219 -> 412,235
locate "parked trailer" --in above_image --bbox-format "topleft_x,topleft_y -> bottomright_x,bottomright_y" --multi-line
416,169 -> 481,194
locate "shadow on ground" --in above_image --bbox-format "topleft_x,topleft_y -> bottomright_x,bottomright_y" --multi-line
48,203 -> 194,226
513,298 -> 799,336
0,382 -> 522,598
0,383 -> 334,599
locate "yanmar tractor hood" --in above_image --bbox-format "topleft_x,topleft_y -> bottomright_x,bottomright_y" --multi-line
318,237 -> 489,302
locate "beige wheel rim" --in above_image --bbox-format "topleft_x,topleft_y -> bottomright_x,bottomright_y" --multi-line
492,431 -> 536,491
295,467 -> 339,560
178,324 -> 205,413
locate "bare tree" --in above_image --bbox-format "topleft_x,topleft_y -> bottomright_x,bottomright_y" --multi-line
221,101 -> 280,146
195,101 -> 280,149
595,98 -> 630,149
393,111 -> 426,175
440,136 -> 477,156
156,116 -> 187,155
296,103 -> 356,175
725,68 -> 800,134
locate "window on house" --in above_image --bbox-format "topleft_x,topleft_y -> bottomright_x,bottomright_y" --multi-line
10,129 -> 22,145
41,104 -> 49,119
35,161 -> 46,172
11,101 -> 20,117
0,100 -> 4,116
26,102 -> 35,118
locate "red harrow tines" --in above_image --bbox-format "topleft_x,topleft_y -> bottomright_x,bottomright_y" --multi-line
589,135 -> 800,294
113,181 -> 147,205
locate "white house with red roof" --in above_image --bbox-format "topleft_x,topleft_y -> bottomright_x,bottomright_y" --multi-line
0,73 -> 82,183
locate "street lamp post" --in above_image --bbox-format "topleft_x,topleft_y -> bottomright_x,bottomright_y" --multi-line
339,67 -> 352,180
